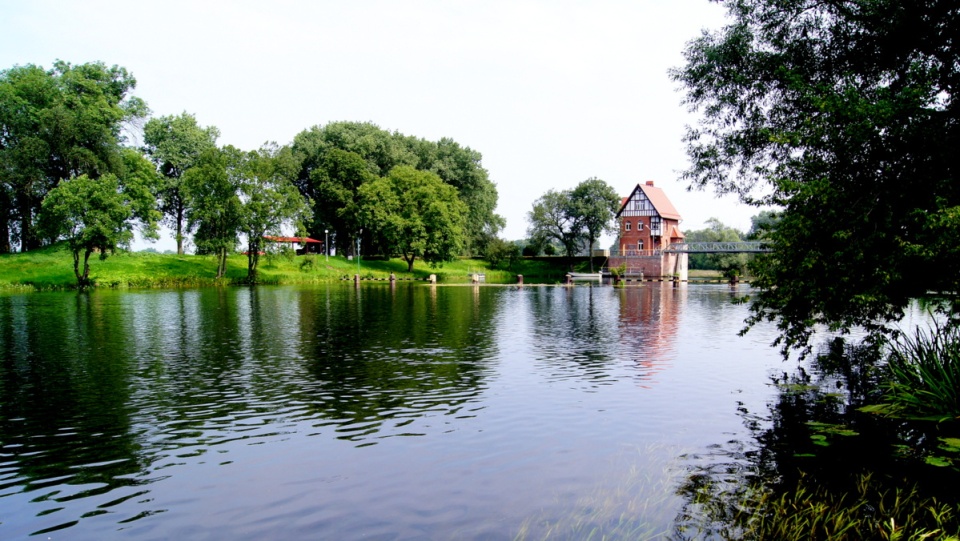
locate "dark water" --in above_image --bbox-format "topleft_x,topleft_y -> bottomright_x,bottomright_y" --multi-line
0,283 -> 786,540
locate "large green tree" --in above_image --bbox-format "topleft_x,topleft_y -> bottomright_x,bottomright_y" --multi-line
527,189 -> 584,259
358,166 -> 467,272
234,143 -> 311,282
291,122 -> 502,257
183,147 -> 242,279
143,112 -> 220,255
673,0 -> 960,355
0,61 -> 146,252
40,161 -> 158,287
569,177 -> 621,272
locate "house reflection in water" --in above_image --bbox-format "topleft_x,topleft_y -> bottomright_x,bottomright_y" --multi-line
616,284 -> 686,388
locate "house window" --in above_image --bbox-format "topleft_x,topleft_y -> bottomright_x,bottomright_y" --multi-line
638,240 -> 644,251
638,222 -> 643,230
625,221 -> 631,231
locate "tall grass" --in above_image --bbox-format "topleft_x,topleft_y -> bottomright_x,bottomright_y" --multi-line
885,321 -> 960,421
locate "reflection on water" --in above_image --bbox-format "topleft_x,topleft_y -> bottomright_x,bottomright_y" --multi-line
0,283 -> 780,540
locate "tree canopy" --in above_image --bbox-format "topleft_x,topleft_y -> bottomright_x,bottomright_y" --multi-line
359,166 -> 468,272
673,0 -> 960,355
0,61 -> 146,252
143,112 -> 220,254
527,177 -> 620,263
291,121 -> 501,258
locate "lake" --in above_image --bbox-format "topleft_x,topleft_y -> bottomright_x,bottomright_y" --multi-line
0,283 -> 791,540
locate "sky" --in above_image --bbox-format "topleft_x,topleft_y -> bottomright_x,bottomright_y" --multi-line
0,0 -> 756,252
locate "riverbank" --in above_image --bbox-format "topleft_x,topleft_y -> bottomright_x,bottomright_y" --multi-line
0,244 -> 584,290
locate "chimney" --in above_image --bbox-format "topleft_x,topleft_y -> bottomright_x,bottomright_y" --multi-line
645,180 -> 655,186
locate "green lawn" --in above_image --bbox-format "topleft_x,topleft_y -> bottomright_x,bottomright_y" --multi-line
0,244 -> 578,290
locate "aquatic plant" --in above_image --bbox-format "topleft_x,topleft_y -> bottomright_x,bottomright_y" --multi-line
884,321 -> 960,422
677,472 -> 960,541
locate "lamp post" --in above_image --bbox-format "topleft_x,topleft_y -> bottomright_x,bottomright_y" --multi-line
324,229 -> 328,262
356,228 -> 362,276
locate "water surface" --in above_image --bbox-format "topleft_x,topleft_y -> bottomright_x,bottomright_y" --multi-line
0,283 -> 785,539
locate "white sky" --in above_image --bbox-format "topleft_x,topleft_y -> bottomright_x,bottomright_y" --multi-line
0,0 -> 757,252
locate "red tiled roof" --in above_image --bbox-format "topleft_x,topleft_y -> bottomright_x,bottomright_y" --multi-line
263,236 -> 322,243
616,182 -> 682,221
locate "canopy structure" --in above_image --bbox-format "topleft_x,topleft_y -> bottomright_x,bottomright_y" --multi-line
263,236 -> 322,244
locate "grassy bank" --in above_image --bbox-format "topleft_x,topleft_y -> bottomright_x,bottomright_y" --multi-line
0,244 -> 578,290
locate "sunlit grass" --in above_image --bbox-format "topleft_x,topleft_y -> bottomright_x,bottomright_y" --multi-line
0,244 -> 575,290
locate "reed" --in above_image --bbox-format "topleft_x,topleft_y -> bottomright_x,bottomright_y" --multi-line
885,321 -> 960,421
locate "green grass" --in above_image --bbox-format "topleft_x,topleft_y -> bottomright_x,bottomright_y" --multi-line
0,244 -> 576,290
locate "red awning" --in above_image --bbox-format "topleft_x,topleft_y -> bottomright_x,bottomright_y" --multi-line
263,236 -> 322,243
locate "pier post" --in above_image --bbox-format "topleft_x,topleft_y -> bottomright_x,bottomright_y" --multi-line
429,274 -> 436,284
516,274 -> 523,285
354,274 -> 360,287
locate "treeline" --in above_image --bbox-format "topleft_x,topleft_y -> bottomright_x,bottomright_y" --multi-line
684,211 -> 778,278
0,61 -> 503,284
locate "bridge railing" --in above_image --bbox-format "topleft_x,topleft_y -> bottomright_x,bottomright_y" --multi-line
609,249 -> 662,258
663,241 -> 771,253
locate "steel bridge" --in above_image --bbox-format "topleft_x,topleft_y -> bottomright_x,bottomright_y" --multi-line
662,241 -> 771,254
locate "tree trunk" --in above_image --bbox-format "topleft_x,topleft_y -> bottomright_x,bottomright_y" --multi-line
176,205 -> 184,255
216,247 -> 227,279
247,242 -> 260,282
405,254 -> 415,272
19,201 -> 37,252
0,189 -> 11,253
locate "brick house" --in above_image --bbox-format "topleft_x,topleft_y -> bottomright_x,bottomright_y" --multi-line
608,181 -> 688,280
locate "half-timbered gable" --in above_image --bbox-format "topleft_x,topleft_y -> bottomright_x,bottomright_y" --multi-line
616,181 -> 684,255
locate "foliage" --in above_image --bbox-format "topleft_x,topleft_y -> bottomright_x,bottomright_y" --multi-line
746,210 -> 780,241
685,217 -> 748,278
484,238 -> 522,270
291,122 -> 501,257
527,178 -> 620,264
39,172 -> 156,287
232,143 -> 311,282
678,471 -> 960,541
358,166 -> 467,272
882,321 -> 960,422
569,177 -> 621,272
0,61 -> 146,252
143,112 -> 220,254
527,189 -> 583,258
183,147 -> 241,278
673,0 -> 960,356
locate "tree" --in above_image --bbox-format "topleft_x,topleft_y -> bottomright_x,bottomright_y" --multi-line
0,61 -> 146,252
685,218 -> 749,278
485,238 -> 522,270
143,112 -> 220,255
569,177 -> 621,272
358,166 -> 467,272
527,189 -> 583,258
184,147 -> 242,279
672,0 -> 960,355
235,143 -> 311,282
407,136 -> 505,255
745,210 -> 780,241
292,122 -> 503,257
40,170 -> 157,287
